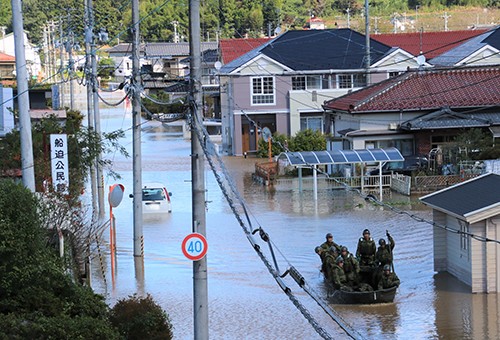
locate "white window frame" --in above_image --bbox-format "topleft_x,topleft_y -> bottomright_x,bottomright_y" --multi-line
251,76 -> 275,105
336,74 -> 366,89
300,116 -> 324,133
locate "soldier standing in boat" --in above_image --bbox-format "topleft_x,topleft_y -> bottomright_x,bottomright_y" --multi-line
376,230 -> 395,268
356,229 -> 376,266
322,246 -> 338,280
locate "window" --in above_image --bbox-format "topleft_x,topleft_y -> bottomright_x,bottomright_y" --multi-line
459,221 -> 469,251
292,75 -> 332,90
252,76 -> 275,104
300,116 -> 323,133
337,74 -> 367,89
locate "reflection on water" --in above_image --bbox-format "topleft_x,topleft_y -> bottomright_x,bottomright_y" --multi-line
85,91 -> 500,339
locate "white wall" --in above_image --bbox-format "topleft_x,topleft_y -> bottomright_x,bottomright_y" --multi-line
0,87 -> 14,137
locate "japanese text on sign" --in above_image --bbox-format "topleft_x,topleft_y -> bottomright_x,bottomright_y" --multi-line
50,134 -> 69,194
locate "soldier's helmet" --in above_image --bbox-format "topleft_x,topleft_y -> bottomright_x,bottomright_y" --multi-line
315,246 -> 322,253
363,229 -> 370,235
341,246 -> 348,252
326,233 -> 333,239
336,256 -> 344,264
379,238 -> 386,246
383,264 -> 391,271
329,246 -> 337,254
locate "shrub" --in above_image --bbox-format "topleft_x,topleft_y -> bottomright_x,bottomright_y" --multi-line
109,294 -> 173,340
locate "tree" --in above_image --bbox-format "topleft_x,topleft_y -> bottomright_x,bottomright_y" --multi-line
0,180 -> 120,338
109,294 -> 174,340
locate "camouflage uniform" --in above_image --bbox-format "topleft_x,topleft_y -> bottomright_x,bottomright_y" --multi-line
378,270 -> 400,290
356,236 -> 376,266
320,240 -> 341,253
323,251 -> 336,281
331,263 -> 348,290
341,252 -> 360,286
375,234 -> 395,267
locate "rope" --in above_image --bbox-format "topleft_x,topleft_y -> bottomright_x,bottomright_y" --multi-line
189,111 -> 363,339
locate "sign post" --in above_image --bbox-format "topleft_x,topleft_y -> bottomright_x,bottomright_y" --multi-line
182,233 -> 208,261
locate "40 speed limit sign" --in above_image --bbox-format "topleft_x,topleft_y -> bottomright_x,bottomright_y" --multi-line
182,233 -> 208,261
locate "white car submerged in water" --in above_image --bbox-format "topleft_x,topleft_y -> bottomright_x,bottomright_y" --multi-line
130,182 -> 172,214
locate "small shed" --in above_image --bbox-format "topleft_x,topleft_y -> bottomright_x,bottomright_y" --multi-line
420,173 -> 500,293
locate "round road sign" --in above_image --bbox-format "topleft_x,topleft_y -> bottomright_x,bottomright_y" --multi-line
182,233 -> 208,261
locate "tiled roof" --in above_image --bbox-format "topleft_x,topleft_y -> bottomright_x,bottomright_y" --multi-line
219,38 -> 272,64
145,42 -> 218,58
372,29 -> 487,59
0,52 -> 15,62
323,66 -> 500,112
400,107 -> 500,130
106,43 -> 145,54
430,26 -> 500,66
260,29 -> 392,70
420,173 -> 500,222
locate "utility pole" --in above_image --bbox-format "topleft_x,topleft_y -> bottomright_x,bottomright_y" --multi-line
11,0 -> 35,191
365,0 -> 371,87
346,8 -> 351,28
190,0 -> 208,337
442,12 -> 451,31
172,21 -> 179,43
85,0 -> 98,217
89,0 -> 105,218
59,19 -> 65,108
132,0 -> 143,257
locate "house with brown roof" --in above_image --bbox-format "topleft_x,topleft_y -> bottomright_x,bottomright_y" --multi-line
322,66 -> 500,159
372,29 -> 488,60
218,29 -> 427,156
0,52 -> 15,85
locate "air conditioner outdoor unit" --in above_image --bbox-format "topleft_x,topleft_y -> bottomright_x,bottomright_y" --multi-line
388,123 -> 398,130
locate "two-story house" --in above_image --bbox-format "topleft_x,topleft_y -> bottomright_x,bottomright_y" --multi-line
218,28 -> 427,156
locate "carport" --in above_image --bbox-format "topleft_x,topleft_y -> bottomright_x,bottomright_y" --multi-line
277,147 -> 404,201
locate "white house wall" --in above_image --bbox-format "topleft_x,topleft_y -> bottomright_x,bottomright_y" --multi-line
0,87 -> 14,137
460,47 -> 500,66
372,50 -> 421,71
433,210 -> 448,272
445,214 -> 472,288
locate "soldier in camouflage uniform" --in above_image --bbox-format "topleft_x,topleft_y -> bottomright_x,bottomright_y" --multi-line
320,233 -> 341,254
378,264 -> 400,290
356,229 -> 376,266
375,230 -> 395,268
331,256 -> 352,291
322,246 -> 337,281
340,246 -> 360,286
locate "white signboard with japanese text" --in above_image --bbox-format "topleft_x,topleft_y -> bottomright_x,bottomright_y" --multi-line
50,134 -> 69,193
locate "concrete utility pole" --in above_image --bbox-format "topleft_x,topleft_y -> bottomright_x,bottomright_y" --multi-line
85,0 -> 98,217
190,0 -> 208,338
89,3 -> 105,218
365,0 -> 371,86
346,8 -> 351,28
442,12 -> 451,31
131,0 -> 144,257
11,0 -> 35,191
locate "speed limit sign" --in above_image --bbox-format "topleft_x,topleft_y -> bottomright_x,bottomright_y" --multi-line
182,233 -> 208,261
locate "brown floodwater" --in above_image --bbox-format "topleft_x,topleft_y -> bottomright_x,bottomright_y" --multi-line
85,91 -> 500,340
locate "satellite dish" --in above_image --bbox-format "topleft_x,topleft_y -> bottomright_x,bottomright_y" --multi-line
416,54 -> 426,65
262,127 -> 272,142
214,61 -> 222,71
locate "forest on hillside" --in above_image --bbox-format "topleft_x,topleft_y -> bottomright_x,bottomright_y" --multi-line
0,0 -> 498,48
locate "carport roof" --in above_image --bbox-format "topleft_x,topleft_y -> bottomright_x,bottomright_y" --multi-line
278,147 -> 404,166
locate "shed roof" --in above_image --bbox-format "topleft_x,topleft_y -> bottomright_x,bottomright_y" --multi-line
145,42 -> 217,58
420,173 -> 500,223
278,147 -> 403,166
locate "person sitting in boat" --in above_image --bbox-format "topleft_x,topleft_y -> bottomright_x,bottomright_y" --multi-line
320,233 -> 341,253
323,246 -> 339,280
356,229 -> 376,266
331,256 -> 353,292
375,230 -> 395,268
315,246 -> 328,278
378,264 -> 400,290
340,246 -> 360,286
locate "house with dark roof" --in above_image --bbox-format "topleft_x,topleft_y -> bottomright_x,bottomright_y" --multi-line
218,28 -> 427,156
420,173 -> 500,293
322,66 -> 500,159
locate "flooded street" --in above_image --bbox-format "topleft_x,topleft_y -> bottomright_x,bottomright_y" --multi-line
82,90 -> 500,339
